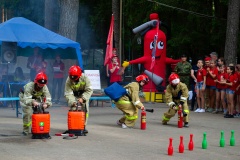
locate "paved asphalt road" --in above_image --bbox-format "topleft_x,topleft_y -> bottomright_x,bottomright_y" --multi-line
0,101 -> 239,160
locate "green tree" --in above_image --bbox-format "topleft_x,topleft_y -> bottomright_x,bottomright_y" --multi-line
224,0 -> 240,65
59,0 -> 79,41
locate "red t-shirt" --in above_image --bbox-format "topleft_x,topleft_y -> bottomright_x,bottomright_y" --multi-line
216,72 -> 227,89
206,67 -> 218,86
235,72 -> 240,94
53,61 -> 65,78
226,73 -> 238,91
196,68 -> 207,82
109,64 -> 122,83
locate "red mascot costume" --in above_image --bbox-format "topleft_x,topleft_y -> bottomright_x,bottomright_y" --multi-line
122,13 -> 179,99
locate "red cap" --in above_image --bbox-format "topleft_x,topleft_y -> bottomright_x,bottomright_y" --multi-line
204,57 -> 211,61
150,13 -> 159,20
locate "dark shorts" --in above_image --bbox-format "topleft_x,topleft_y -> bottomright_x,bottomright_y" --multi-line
206,85 -> 216,90
216,88 -> 226,92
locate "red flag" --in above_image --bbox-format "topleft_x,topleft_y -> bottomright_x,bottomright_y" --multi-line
104,14 -> 114,66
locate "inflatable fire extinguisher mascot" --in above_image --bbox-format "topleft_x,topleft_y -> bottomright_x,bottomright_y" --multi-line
122,13 -> 180,93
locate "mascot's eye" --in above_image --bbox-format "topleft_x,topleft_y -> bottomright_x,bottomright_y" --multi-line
150,42 -> 154,49
157,41 -> 164,49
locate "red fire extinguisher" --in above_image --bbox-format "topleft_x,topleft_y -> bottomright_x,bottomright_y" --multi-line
141,110 -> 146,130
178,105 -> 183,128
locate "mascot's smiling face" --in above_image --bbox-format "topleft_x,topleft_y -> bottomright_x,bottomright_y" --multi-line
150,40 -> 164,51
144,29 -> 166,57
150,40 -> 164,57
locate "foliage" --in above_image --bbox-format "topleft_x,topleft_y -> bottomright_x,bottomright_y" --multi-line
1,0 -> 239,62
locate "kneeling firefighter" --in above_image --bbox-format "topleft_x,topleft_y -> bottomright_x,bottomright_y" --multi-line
19,72 -> 52,136
162,73 -> 190,127
64,65 -> 93,134
116,74 -> 149,129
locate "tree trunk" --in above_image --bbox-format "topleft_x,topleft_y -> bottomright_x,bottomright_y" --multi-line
224,0 -> 240,65
59,0 -> 79,41
44,0 -> 59,32
112,0 -> 120,54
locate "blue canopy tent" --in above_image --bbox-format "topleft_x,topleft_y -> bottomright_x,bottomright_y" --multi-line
0,17 -> 83,69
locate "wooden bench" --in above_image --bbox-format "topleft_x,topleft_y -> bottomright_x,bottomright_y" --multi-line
0,97 -> 21,118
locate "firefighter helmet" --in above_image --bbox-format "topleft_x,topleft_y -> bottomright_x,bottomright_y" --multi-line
34,72 -> 48,87
169,73 -> 180,85
68,65 -> 82,80
136,74 -> 149,84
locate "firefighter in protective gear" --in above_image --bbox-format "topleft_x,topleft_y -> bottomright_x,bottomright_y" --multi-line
64,65 -> 93,133
116,74 -> 149,129
19,72 -> 52,136
162,73 -> 190,127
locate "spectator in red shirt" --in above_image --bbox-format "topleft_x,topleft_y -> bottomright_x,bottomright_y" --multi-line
109,54 -> 122,85
206,60 -> 218,112
194,59 -> 207,113
213,65 -> 227,114
52,55 -> 65,104
234,64 -> 240,117
106,48 -> 117,86
221,66 -> 237,118
204,57 -> 211,109
217,57 -> 226,70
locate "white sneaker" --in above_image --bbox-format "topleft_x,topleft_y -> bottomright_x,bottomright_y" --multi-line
198,109 -> 205,113
122,123 -> 128,129
194,108 -> 201,112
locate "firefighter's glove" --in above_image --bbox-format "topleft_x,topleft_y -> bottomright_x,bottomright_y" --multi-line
43,103 -> 48,109
78,98 -> 84,104
171,104 -> 177,110
32,100 -> 39,107
180,101 -> 184,106
141,106 -> 145,110
122,61 -> 129,68
72,102 -> 77,108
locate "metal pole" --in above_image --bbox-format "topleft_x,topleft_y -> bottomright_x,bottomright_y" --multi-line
148,70 -> 154,104
119,0 -> 122,64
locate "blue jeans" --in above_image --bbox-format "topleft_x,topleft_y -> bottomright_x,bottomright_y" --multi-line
226,89 -> 234,94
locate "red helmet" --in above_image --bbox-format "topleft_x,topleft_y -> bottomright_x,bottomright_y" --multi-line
169,73 -> 180,85
68,65 -> 82,80
136,74 -> 149,84
34,72 -> 48,87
